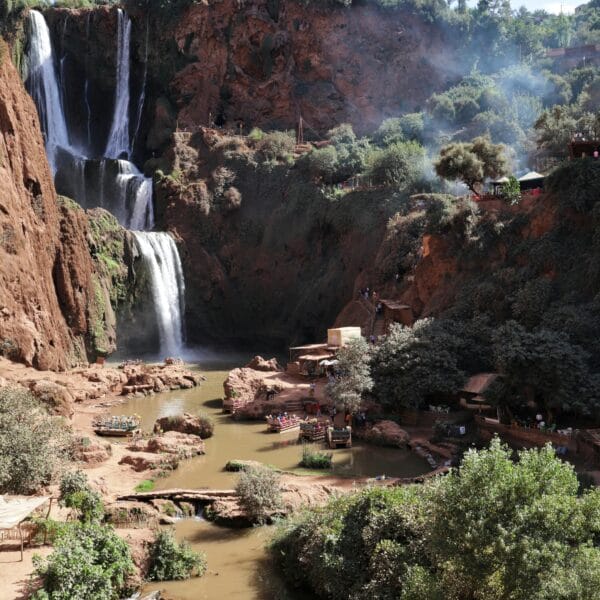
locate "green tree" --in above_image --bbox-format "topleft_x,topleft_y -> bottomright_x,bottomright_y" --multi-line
429,438 -> 600,599
435,135 -> 508,193
0,387 -> 71,494
491,321 -> 600,420
371,320 -> 466,410
326,337 -> 373,413
368,141 -> 426,190
500,174 -> 521,204
272,439 -> 600,600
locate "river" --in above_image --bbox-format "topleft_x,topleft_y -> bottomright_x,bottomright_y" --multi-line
111,354 -> 430,599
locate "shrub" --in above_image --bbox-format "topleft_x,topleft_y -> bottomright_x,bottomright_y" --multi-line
256,131 -> 295,162
235,465 -> 282,523
0,387 -> 71,494
222,186 -> 242,212
135,479 -> 155,493
147,530 -> 206,581
300,446 -> 333,469
59,470 -> 88,502
196,412 -> 215,438
248,127 -> 265,142
31,522 -> 134,600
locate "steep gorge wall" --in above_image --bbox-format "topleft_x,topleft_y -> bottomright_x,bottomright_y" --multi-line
166,0 -> 457,136
44,1 -> 461,162
0,48 -> 129,369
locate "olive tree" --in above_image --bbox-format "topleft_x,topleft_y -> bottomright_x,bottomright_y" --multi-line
435,135 -> 508,193
0,387 -> 71,494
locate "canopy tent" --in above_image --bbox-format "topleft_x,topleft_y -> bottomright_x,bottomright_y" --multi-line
518,171 -> 545,182
0,496 -> 50,560
518,171 -> 545,192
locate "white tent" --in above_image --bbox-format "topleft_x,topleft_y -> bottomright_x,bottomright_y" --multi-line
0,496 -> 50,560
518,171 -> 545,182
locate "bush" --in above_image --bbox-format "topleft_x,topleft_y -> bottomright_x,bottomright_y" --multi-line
31,523 -> 134,600
272,440 -> 600,600
0,387 -> 71,494
135,479 -> 155,493
300,446 -> 333,469
368,141 -> 426,190
196,412 -> 215,438
59,470 -> 104,523
256,131 -> 295,162
59,470 -> 88,502
147,530 -> 206,581
235,465 -> 282,523
248,127 -> 265,142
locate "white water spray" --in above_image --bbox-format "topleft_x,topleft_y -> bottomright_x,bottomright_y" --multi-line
27,10 -> 73,173
104,9 -> 131,159
132,232 -> 186,357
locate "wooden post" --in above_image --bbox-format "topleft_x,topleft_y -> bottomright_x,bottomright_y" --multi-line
18,522 -> 23,562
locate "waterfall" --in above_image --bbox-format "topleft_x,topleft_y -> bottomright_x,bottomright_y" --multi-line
115,161 -> 154,230
27,8 -> 187,358
132,232 -> 186,357
27,10 -> 73,173
131,13 -> 149,155
104,9 -> 131,160
84,13 -> 92,150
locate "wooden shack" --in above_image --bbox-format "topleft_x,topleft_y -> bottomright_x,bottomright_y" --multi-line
288,343 -> 335,377
459,373 -> 499,414
380,300 -> 414,327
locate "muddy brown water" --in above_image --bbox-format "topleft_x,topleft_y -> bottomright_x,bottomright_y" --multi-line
111,356 -> 431,599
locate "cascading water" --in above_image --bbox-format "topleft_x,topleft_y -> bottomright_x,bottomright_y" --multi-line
104,8 -> 131,160
27,8 -> 186,358
27,10 -> 73,173
131,232 -> 186,357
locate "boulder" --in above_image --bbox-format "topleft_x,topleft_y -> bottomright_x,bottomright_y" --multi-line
153,413 -> 214,438
127,431 -> 205,458
245,356 -> 281,372
364,420 -> 410,448
119,453 -> 179,473
28,379 -> 74,417
72,437 -> 112,465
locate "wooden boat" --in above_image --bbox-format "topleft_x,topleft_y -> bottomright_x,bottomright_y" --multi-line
266,414 -> 302,433
93,415 -> 141,437
326,426 -> 352,449
299,419 -> 327,442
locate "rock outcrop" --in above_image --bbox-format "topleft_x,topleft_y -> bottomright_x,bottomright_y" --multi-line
153,412 -> 214,438
363,420 -> 410,448
127,431 -> 206,457
0,47 -> 133,369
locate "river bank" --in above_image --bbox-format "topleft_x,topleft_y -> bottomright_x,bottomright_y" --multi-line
0,353 -> 439,599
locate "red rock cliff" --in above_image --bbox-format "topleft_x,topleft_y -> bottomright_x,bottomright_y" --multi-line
169,0 -> 457,135
0,48 -> 118,370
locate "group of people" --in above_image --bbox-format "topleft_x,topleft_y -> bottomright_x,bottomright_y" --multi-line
359,287 -> 380,302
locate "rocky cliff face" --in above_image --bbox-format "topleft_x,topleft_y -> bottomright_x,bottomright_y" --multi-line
167,0 -> 456,136
0,46 -> 129,369
44,1 -> 460,161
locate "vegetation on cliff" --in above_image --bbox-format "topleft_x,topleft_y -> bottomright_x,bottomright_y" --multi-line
272,438 -> 600,600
